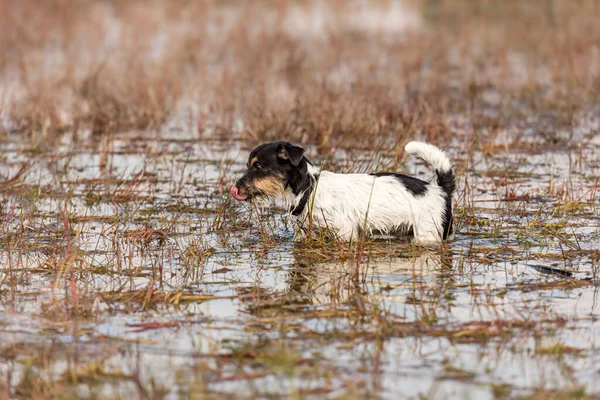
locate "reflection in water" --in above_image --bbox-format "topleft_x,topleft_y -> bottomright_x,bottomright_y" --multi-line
236,249 -> 456,324
286,252 -> 453,307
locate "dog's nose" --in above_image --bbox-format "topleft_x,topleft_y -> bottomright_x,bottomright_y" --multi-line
230,185 -> 247,201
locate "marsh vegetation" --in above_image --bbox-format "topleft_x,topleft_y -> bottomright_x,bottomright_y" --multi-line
1,1 -> 599,398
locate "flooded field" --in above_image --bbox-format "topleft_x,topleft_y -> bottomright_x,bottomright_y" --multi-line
1,128 -> 599,399
1,1 -> 600,399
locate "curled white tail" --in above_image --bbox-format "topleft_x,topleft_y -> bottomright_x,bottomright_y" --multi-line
404,141 -> 452,174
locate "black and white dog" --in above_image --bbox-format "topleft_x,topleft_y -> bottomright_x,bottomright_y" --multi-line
230,141 -> 455,246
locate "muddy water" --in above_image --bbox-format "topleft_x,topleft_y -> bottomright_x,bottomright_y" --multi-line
0,130 -> 599,399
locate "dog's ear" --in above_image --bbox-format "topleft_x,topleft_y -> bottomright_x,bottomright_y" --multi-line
277,143 -> 305,166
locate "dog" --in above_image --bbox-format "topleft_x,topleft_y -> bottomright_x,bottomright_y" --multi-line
230,141 -> 455,246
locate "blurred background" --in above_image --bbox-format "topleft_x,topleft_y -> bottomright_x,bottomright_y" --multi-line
2,0 -> 599,149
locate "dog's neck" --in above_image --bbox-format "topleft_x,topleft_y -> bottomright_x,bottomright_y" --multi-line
288,161 -> 320,216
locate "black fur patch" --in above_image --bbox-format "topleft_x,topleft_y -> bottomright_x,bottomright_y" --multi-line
371,172 -> 429,196
235,141 -> 313,200
436,169 -> 456,239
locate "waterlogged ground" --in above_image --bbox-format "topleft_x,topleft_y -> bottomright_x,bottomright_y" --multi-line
1,126 -> 600,399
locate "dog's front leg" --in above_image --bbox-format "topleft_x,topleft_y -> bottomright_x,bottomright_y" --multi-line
289,215 -> 305,240
293,223 -> 307,240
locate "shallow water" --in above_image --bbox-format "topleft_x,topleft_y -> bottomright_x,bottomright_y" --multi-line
0,128 -> 599,399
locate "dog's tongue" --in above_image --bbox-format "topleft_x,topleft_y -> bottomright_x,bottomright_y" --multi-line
230,185 -> 247,201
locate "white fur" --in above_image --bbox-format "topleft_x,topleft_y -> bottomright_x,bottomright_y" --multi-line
289,141 -> 453,246
404,141 -> 452,173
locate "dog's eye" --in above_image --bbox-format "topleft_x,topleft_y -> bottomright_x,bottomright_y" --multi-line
253,162 -> 262,170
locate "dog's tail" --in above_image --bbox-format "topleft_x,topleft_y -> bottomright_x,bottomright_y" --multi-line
404,141 -> 455,198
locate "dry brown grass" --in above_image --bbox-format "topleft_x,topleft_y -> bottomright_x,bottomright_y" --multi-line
2,0 -> 599,149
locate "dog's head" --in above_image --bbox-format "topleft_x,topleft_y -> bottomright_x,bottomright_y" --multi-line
230,142 -> 309,202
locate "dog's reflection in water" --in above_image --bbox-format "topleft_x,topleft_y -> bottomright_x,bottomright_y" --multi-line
236,250 -> 454,318
285,252 -> 454,307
